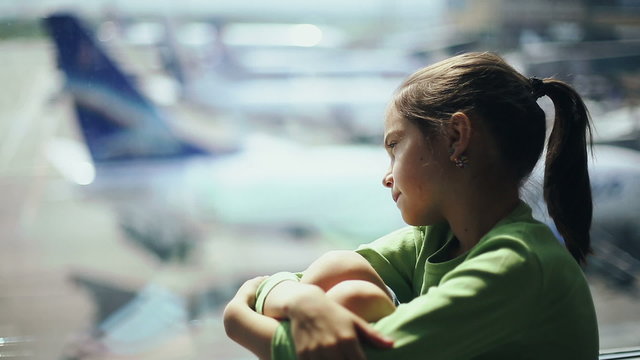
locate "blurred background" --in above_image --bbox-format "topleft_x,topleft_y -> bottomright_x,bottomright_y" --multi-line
1,0 -> 639,359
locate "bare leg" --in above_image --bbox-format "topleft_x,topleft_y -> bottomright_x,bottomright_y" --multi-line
300,250 -> 395,321
326,280 -> 395,322
301,250 -> 388,292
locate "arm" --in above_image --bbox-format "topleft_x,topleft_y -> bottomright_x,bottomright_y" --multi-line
223,277 -> 280,360
272,239 -> 543,359
252,227 -> 418,360
262,279 -> 394,360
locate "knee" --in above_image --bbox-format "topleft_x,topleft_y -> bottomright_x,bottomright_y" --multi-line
326,280 -> 395,322
326,280 -> 384,307
319,250 -> 373,275
302,250 -> 379,290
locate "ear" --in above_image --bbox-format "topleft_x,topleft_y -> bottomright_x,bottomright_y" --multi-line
446,112 -> 472,161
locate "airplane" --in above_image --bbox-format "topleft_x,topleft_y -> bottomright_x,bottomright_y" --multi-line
42,14 -> 410,357
42,14 -> 411,358
43,12 -> 640,282
42,12 -> 407,247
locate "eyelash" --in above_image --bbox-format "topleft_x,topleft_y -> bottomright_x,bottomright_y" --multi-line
386,142 -> 397,150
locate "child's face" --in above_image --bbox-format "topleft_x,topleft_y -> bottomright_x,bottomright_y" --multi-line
382,107 -> 448,226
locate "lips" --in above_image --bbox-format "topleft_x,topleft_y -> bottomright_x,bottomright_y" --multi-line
392,192 -> 400,203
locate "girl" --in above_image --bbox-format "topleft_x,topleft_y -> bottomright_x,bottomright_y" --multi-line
223,52 -> 599,360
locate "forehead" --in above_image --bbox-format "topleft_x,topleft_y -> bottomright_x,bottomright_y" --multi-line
384,105 -> 404,132
384,105 -> 423,139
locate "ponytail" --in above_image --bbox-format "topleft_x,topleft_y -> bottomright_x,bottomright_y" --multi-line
540,79 -> 593,264
393,53 -> 594,264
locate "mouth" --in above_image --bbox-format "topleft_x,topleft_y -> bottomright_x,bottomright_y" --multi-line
392,192 -> 400,203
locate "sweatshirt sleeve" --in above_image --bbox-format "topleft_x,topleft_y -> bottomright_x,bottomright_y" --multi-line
355,226 -> 421,303
271,236 -> 542,360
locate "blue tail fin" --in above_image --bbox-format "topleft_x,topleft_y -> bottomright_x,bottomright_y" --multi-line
43,13 -> 208,162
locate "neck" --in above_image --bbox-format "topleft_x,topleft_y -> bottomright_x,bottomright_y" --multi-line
444,179 -> 520,255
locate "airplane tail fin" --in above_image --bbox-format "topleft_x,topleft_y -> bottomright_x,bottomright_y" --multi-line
43,13 -> 209,162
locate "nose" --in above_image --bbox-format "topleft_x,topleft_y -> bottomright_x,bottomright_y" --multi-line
382,171 -> 393,188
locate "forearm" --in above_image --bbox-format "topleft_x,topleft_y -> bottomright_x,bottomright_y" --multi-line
223,294 -> 280,359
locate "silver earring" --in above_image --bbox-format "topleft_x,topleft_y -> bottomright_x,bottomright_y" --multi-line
454,155 -> 469,168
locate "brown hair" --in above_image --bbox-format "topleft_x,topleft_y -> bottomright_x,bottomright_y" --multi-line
394,52 -> 593,264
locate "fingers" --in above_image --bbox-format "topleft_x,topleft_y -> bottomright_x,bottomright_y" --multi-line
239,276 -> 268,292
294,326 -> 366,360
290,301 -> 392,360
247,275 -> 269,286
354,317 -> 394,349
297,341 -> 365,360
340,340 -> 368,360
235,276 -> 269,305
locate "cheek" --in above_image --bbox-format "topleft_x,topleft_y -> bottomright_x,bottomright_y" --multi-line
395,162 -> 427,192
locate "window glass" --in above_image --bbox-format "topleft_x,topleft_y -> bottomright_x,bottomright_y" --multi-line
0,1 -> 638,358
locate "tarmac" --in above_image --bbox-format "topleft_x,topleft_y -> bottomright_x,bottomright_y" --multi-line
0,39 -> 638,359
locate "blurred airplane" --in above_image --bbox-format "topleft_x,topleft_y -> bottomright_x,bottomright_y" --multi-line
44,13 -> 640,287
43,17 -> 410,356
42,13 -> 406,247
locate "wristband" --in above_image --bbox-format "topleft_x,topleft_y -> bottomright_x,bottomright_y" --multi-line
255,272 -> 301,315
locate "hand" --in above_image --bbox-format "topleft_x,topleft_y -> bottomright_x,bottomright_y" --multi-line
223,276 -> 279,360
233,276 -> 268,309
287,288 -> 393,360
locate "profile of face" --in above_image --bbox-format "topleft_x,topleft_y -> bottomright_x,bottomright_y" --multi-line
382,106 -> 450,226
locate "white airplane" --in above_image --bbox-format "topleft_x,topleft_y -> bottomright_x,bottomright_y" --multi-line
43,13 -> 406,247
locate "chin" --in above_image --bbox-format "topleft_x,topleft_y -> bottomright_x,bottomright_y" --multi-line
401,215 -> 429,227
401,211 -> 442,227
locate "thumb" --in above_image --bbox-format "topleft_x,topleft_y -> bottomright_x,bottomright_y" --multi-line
354,317 -> 394,349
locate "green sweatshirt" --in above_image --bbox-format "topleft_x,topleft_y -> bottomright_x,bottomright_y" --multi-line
268,201 -> 599,359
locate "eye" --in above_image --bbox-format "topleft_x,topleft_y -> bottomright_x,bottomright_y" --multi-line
385,141 -> 397,150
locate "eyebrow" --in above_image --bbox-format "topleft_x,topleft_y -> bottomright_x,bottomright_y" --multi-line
383,130 -> 404,145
